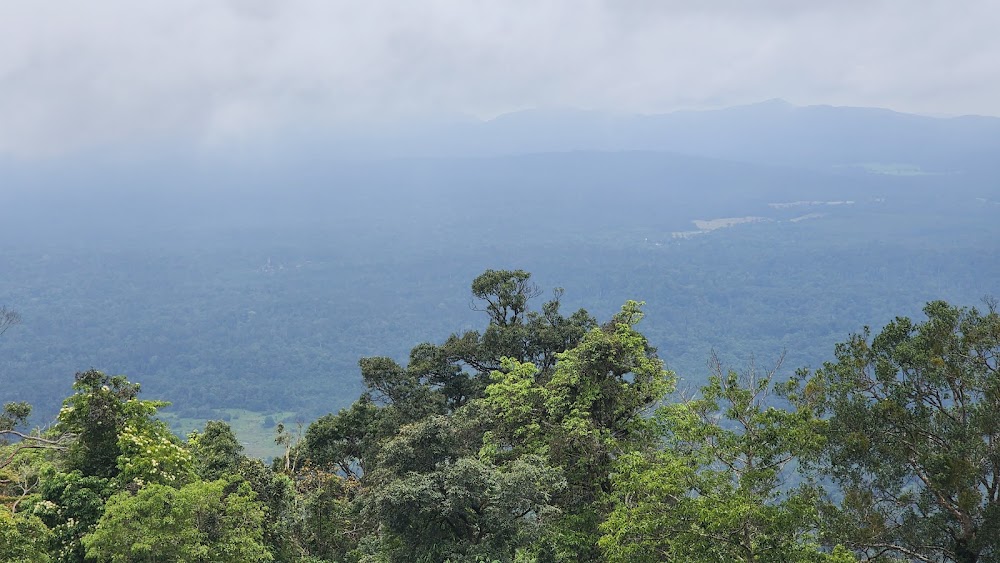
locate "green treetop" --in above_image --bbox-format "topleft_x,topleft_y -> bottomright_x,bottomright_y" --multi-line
790,300 -> 1000,563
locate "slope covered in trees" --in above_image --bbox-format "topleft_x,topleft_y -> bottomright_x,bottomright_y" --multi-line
2,270 -> 997,561
2,104 -> 998,431
2,142 -> 998,443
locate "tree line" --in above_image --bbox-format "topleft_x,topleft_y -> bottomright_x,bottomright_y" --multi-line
1,270 -> 998,562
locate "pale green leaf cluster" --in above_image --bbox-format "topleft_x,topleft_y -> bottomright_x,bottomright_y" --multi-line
115,420 -> 195,488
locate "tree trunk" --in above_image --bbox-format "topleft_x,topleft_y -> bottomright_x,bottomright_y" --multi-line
954,536 -> 979,563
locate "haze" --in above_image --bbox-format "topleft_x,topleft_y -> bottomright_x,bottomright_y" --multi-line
2,0 -> 998,157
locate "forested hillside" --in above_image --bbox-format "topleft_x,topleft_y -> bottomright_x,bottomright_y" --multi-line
3,106 -> 999,445
2,105 -> 999,561
2,270 -> 998,561
3,0 -> 999,558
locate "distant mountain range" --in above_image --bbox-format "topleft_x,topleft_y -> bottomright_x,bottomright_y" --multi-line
2,100 -> 998,245
4,98 -> 999,174
250,99 -> 1000,171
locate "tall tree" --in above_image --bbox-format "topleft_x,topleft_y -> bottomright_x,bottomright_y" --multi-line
790,300 -> 1000,563
482,300 -> 674,560
41,372 -> 184,560
292,271 -> 676,561
56,370 -> 164,479
302,269 -> 595,479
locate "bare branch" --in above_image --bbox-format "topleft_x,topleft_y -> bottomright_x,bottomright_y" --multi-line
0,306 -> 21,337
0,431 -> 74,470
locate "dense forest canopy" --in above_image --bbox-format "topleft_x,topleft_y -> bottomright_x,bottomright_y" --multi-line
2,105 -> 999,452
2,269 -> 998,562
3,1 -> 999,558
1,103 -> 999,561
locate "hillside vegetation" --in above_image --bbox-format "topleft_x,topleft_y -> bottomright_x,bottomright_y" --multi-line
1,103 -> 999,560
2,269 -> 998,561
2,105 -> 999,434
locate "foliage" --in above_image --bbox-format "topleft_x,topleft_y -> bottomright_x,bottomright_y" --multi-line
57,370 -> 167,479
292,272 -> 613,560
115,416 -> 195,488
304,396 -> 382,480
0,505 -> 51,562
33,467 -> 113,563
790,300 -> 1000,563
470,271 -> 596,377
188,420 -> 245,481
362,413 -> 565,563
292,470 -> 359,562
0,448 -> 47,520
191,421 -> 301,559
0,402 -> 71,471
0,402 -> 32,438
237,456 -> 299,561
600,354 -> 846,562
3,265 -> 999,562
82,478 -> 272,562
482,301 -> 674,560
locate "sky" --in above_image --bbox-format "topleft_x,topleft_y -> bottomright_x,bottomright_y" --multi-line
1,0 -> 997,157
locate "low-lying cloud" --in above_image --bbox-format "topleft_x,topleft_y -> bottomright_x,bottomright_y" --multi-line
1,0 -> 996,156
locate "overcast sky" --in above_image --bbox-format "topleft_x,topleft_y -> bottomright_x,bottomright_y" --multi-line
1,0 -> 997,156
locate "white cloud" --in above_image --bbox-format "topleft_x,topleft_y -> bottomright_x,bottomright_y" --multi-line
0,0 -> 997,156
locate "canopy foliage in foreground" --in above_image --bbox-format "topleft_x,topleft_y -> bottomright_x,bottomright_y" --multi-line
789,300 -> 1000,563
1,273 -> 997,562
